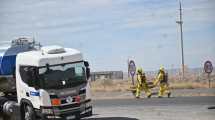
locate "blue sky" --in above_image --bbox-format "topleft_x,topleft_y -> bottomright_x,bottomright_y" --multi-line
0,0 -> 215,72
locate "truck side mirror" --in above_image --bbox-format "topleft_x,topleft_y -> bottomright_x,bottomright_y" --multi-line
86,67 -> 90,80
84,61 -> 89,67
84,61 -> 90,80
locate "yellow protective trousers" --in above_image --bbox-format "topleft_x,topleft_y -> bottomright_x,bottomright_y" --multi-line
135,82 -> 151,98
158,83 -> 170,97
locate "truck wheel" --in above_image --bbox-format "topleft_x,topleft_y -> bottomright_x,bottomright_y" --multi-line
75,113 -> 81,120
23,104 -> 36,120
3,114 -> 11,120
87,109 -> 93,116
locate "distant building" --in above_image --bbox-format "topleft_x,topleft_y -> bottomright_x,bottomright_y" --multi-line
91,71 -> 123,81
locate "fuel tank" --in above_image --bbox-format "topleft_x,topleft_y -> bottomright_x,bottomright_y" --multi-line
0,77 -> 16,93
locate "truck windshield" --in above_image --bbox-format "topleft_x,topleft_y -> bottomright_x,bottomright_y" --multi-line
38,62 -> 87,89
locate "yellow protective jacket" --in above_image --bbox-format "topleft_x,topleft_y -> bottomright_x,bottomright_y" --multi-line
137,73 -> 147,85
153,71 -> 165,86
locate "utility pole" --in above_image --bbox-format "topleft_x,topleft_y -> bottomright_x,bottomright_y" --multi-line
127,58 -> 130,79
176,0 -> 185,80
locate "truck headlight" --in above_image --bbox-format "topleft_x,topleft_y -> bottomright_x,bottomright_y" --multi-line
41,108 -> 53,114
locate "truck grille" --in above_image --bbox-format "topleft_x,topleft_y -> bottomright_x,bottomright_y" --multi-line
58,103 -> 80,110
60,94 -> 86,105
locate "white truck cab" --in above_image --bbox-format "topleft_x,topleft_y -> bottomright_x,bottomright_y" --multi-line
0,38 -> 92,120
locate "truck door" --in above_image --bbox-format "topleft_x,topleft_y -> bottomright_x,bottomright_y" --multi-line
18,66 -> 40,107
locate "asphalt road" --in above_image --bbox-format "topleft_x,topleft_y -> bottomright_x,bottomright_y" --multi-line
93,96 -> 215,107
85,96 -> 215,120
1,96 -> 215,120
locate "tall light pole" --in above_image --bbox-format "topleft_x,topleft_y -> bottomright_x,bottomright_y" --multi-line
127,58 -> 130,79
176,0 -> 185,80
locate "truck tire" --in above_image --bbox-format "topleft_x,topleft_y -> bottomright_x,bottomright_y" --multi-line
22,104 -> 36,120
87,109 -> 93,117
2,114 -> 11,120
75,113 -> 81,120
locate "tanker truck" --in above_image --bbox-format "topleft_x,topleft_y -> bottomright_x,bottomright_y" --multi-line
0,38 -> 92,120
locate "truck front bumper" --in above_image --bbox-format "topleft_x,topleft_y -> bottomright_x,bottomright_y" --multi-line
37,100 -> 92,120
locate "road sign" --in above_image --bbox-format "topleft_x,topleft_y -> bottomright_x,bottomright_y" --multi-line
128,60 -> 136,86
129,60 -> 136,77
204,61 -> 213,74
204,60 -> 213,88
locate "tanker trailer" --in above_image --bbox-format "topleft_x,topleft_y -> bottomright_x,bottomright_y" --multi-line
0,38 -> 36,93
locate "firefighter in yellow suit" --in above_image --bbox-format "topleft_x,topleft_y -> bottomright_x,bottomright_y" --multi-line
153,66 -> 171,98
135,68 -> 152,98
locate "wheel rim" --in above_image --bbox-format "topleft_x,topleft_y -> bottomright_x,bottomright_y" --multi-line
24,105 -> 32,120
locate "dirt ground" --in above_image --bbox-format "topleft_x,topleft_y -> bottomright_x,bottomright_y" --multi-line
91,88 -> 215,100
90,78 -> 215,93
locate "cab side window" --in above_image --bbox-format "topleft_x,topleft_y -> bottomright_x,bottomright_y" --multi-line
19,66 -> 37,86
19,66 -> 30,84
